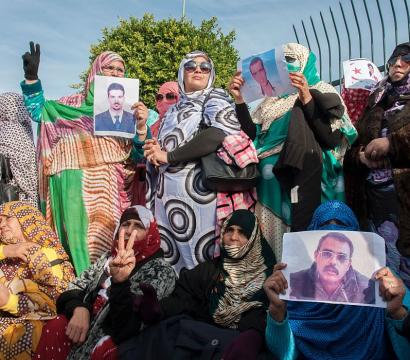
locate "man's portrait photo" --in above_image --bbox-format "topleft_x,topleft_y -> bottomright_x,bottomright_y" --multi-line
241,47 -> 295,103
280,230 -> 387,307
94,75 -> 140,139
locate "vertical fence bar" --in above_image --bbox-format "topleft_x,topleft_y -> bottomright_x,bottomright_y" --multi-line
351,0 -> 363,57
330,7 -> 341,87
403,0 -> 410,40
376,0 -> 386,66
364,0 -> 374,62
389,0 -> 398,45
310,16 -> 323,80
320,11 -> 332,82
302,20 -> 312,51
340,1 -> 352,59
293,24 -> 301,43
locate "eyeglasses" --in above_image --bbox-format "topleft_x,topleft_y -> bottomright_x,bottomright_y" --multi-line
155,92 -> 178,102
318,250 -> 350,263
183,60 -> 212,74
386,54 -> 410,68
102,65 -> 125,74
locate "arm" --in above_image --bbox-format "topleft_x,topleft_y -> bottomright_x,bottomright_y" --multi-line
130,126 -> 152,163
20,80 -> 45,123
265,313 -> 298,360
235,103 -> 256,140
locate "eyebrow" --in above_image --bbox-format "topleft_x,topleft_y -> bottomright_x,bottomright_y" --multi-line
321,248 -> 349,256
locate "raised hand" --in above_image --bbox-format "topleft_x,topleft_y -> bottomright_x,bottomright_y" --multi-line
109,228 -> 137,283
263,262 -> 288,322
131,102 -> 149,132
22,41 -> 40,81
228,70 -> 245,104
289,72 -> 312,105
3,242 -> 38,262
66,306 -> 90,344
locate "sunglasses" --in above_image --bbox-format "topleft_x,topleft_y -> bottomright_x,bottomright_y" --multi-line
155,93 -> 178,101
183,60 -> 212,74
387,54 -> 410,68
318,250 -> 350,264
103,65 -> 125,74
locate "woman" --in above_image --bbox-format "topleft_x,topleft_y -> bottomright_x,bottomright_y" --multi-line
344,42 -> 410,288
0,92 -> 38,207
150,81 -> 179,138
229,43 -> 357,261
0,201 -> 74,359
33,205 -> 176,360
108,209 -> 275,360
143,50 -> 241,273
20,42 -> 149,274
264,200 -> 410,360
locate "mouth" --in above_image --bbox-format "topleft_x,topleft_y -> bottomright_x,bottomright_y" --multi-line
324,267 -> 339,275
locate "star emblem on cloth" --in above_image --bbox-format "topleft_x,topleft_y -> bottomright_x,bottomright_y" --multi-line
353,67 -> 362,74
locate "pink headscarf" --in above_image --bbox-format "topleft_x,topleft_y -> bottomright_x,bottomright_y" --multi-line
59,51 -> 125,107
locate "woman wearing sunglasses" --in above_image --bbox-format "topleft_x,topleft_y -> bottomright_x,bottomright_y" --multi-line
150,81 -> 179,138
143,50 -> 241,274
344,42 -> 410,288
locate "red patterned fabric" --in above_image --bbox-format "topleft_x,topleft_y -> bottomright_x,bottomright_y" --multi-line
217,131 -> 259,167
32,315 -> 72,359
91,336 -> 118,360
341,86 -> 370,125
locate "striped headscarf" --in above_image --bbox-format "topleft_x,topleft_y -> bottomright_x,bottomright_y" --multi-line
210,209 -> 275,328
0,201 -> 68,260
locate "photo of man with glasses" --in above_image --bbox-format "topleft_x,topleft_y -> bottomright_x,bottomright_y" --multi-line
289,232 -> 375,304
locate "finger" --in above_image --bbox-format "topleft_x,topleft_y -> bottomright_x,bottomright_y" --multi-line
118,228 -> 126,252
30,41 -> 35,54
375,267 -> 389,279
273,263 -> 287,271
126,230 -> 137,251
79,328 -> 88,343
35,43 -> 40,56
71,328 -> 81,344
233,70 -> 242,77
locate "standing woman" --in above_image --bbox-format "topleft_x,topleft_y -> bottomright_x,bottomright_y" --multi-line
0,92 -> 38,207
0,201 -> 75,359
144,51 -> 241,273
20,43 -> 149,274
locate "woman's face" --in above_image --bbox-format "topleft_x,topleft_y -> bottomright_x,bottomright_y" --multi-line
118,219 -> 147,243
102,60 -> 125,78
0,215 -> 26,244
183,56 -> 211,93
388,55 -> 410,82
222,225 -> 248,247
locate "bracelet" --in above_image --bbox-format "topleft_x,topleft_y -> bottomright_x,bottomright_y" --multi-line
136,125 -> 147,135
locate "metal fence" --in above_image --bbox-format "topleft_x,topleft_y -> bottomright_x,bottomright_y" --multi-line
292,0 -> 410,87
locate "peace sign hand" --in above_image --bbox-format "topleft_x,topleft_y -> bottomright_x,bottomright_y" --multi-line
22,41 -> 40,81
109,228 -> 137,283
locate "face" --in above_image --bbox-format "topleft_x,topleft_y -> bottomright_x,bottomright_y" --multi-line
368,64 -> 374,75
0,215 -> 26,244
388,55 -> 410,82
118,219 -> 147,243
250,60 -> 268,85
108,89 -> 125,112
314,237 -> 351,285
183,56 -> 211,93
102,60 -> 125,78
222,225 -> 248,247
155,91 -> 178,116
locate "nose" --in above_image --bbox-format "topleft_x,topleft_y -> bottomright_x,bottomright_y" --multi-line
230,229 -> 239,241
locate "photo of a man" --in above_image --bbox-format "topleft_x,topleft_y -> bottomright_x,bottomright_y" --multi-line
290,232 -> 375,304
249,57 -> 276,97
95,82 -> 135,133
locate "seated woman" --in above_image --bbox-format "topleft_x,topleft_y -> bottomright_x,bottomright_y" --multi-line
143,50 -> 242,273
0,201 -> 74,359
107,209 -> 275,360
264,200 -> 410,360
33,205 -> 176,360
228,43 -> 357,261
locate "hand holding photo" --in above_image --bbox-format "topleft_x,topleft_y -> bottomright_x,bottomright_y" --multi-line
280,230 -> 386,308
343,58 -> 383,90
94,75 -> 140,138
241,46 -> 295,103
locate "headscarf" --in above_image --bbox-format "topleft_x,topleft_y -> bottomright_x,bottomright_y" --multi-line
0,93 -> 38,207
155,81 -> 179,119
111,205 -> 161,263
157,50 -> 240,153
210,210 -> 275,329
286,200 -> 387,360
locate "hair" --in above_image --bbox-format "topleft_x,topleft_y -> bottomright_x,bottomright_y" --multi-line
107,82 -> 125,95
249,57 -> 264,71
368,63 -> 374,69
316,232 -> 354,257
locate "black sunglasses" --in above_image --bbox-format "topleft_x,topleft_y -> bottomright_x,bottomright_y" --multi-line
387,53 -> 410,68
183,60 -> 212,74
155,93 -> 178,101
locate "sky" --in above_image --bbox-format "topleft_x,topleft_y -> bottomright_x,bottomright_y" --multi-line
0,0 -> 408,99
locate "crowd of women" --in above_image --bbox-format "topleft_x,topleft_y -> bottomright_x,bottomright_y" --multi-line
0,38 -> 410,359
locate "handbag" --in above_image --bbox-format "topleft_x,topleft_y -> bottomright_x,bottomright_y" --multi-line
0,154 -> 19,205
199,93 -> 260,193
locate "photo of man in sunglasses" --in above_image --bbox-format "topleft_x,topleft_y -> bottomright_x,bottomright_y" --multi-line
289,232 -> 375,304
